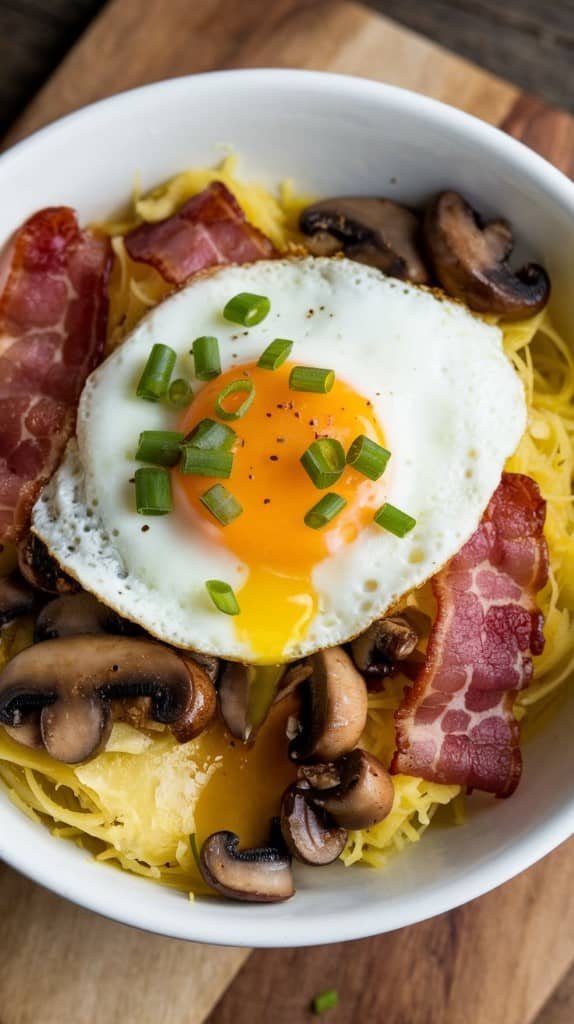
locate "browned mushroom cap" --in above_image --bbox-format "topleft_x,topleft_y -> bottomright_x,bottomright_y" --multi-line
300,197 -> 429,284
18,533 -> 78,595
0,634 -> 216,763
218,662 -> 285,741
34,592 -> 136,642
280,783 -> 347,865
0,572 -> 37,627
351,615 -> 418,679
424,191 -> 550,319
199,830 -> 294,902
289,646 -> 368,763
299,749 -> 394,830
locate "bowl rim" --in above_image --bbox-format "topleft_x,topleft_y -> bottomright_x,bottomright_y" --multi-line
1,67 -> 573,948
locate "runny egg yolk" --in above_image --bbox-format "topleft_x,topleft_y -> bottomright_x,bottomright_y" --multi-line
176,361 -> 388,662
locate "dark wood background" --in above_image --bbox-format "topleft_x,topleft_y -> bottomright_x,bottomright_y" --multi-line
0,0 -> 572,138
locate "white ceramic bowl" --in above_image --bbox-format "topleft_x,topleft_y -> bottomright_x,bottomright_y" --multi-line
1,70 -> 573,948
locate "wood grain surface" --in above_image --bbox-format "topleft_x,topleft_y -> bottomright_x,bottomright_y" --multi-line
0,2 -> 573,1023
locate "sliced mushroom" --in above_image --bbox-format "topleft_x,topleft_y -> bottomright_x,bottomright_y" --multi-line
0,572 -> 37,627
299,749 -> 394,830
351,615 -> 418,679
280,782 -> 347,865
218,662 -> 284,741
0,634 -> 216,763
34,592 -> 136,642
424,191 -> 550,319
300,197 -> 429,283
189,652 -> 220,686
289,646 -> 368,763
18,533 -> 78,595
199,830 -> 294,902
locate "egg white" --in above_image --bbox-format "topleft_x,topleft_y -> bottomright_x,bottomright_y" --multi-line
33,257 -> 526,661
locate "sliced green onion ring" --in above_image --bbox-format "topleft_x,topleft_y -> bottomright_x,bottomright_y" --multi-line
346,435 -> 391,480
374,502 -> 416,537
168,378 -> 193,408
180,447 -> 233,478
304,493 -> 347,529
257,338 -> 293,370
136,430 -> 184,467
136,343 -> 177,401
300,438 -> 345,489
184,418 -> 236,451
134,467 -> 173,515
206,579 -> 241,615
223,292 -> 270,327
192,336 -> 221,380
200,483 -> 243,525
289,366 -> 335,394
215,378 -> 255,421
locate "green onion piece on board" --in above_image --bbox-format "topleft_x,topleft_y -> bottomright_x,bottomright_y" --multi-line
215,378 -> 255,421
192,336 -> 221,380
136,343 -> 177,401
300,438 -> 345,489
180,447 -> 233,478
200,483 -> 243,525
304,492 -> 347,529
223,292 -> 271,327
134,467 -> 173,515
136,430 -> 184,467
311,989 -> 339,1015
346,434 -> 391,480
257,338 -> 293,370
205,579 -> 241,615
184,418 -> 236,451
168,378 -> 193,408
374,502 -> 416,537
289,366 -> 335,394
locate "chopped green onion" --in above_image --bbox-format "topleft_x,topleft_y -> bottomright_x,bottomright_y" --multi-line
304,493 -> 347,529
206,579 -> 240,615
134,467 -> 173,515
346,435 -> 391,480
136,430 -> 184,467
180,447 -> 233,478
300,438 -> 345,489
136,343 -> 177,401
289,366 -> 335,394
192,336 -> 221,380
311,989 -> 339,1015
215,378 -> 255,421
168,378 -> 193,408
223,292 -> 270,327
200,483 -> 243,525
374,502 -> 416,537
257,338 -> 293,370
184,418 -> 236,451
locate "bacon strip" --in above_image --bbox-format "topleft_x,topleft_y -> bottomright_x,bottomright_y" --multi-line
124,181 -> 276,284
391,473 -> 548,797
0,208 -> 111,543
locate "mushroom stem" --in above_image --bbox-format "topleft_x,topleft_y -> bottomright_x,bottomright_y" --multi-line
280,782 -> 347,865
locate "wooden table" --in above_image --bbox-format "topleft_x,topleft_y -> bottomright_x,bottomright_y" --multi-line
1,3 -> 573,1023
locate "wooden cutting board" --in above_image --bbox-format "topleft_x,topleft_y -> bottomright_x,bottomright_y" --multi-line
1,2 -> 573,1023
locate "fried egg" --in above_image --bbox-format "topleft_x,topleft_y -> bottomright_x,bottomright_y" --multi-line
33,257 -> 526,663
